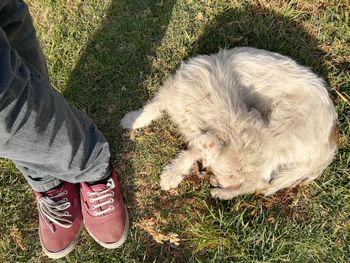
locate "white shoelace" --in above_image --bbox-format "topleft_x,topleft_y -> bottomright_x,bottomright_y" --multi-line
37,190 -> 72,233
88,178 -> 115,216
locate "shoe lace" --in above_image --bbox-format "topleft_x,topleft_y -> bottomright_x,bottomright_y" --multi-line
37,190 -> 72,233
87,178 -> 115,216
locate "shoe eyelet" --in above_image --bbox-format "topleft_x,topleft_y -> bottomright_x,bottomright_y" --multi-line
63,190 -> 68,195
109,199 -> 114,203
87,192 -> 93,196
110,191 -> 114,196
92,205 -> 96,209
64,211 -> 70,216
63,198 -> 68,202
110,205 -> 114,210
89,198 -> 94,202
93,211 -> 97,216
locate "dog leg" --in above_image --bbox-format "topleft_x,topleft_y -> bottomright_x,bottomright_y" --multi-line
160,149 -> 198,190
121,96 -> 163,130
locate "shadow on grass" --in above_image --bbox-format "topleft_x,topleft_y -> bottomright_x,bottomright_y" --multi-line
62,2 -> 329,262
189,5 -> 326,74
63,0 -> 183,261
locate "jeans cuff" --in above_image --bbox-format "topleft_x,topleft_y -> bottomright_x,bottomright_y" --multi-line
29,178 -> 62,192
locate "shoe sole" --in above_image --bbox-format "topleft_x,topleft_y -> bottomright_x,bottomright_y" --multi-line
39,223 -> 83,259
84,207 -> 129,249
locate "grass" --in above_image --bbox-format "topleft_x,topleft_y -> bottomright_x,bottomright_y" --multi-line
0,0 -> 349,262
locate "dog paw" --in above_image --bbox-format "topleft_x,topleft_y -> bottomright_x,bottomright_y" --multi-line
210,187 -> 239,200
160,170 -> 184,190
191,134 -> 223,167
209,176 -> 219,187
120,110 -> 143,129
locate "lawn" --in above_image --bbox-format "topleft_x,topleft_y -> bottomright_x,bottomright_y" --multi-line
0,0 -> 349,262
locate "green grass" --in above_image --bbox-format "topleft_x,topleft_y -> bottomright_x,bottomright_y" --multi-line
1,0 -> 349,262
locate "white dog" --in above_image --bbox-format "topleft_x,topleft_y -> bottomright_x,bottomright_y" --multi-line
121,47 -> 338,200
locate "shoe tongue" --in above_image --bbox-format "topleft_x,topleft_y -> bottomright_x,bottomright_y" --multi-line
44,183 -> 64,197
89,183 -> 108,193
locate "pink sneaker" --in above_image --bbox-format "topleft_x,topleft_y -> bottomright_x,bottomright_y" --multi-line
80,167 -> 129,248
35,182 -> 82,259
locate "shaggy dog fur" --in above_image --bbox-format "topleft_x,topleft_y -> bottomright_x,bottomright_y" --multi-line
121,47 -> 338,200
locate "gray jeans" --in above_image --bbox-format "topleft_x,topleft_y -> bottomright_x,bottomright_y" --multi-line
0,0 -> 110,192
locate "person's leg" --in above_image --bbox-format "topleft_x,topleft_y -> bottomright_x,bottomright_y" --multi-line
0,1 -> 111,192
0,26 -> 111,191
0,0 -> 48,78
0,0 -> 128,258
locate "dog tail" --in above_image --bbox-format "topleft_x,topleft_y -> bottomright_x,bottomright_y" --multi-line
263,122 -> 338,196
262,156 -> 335,196
261,166 -> 313,196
